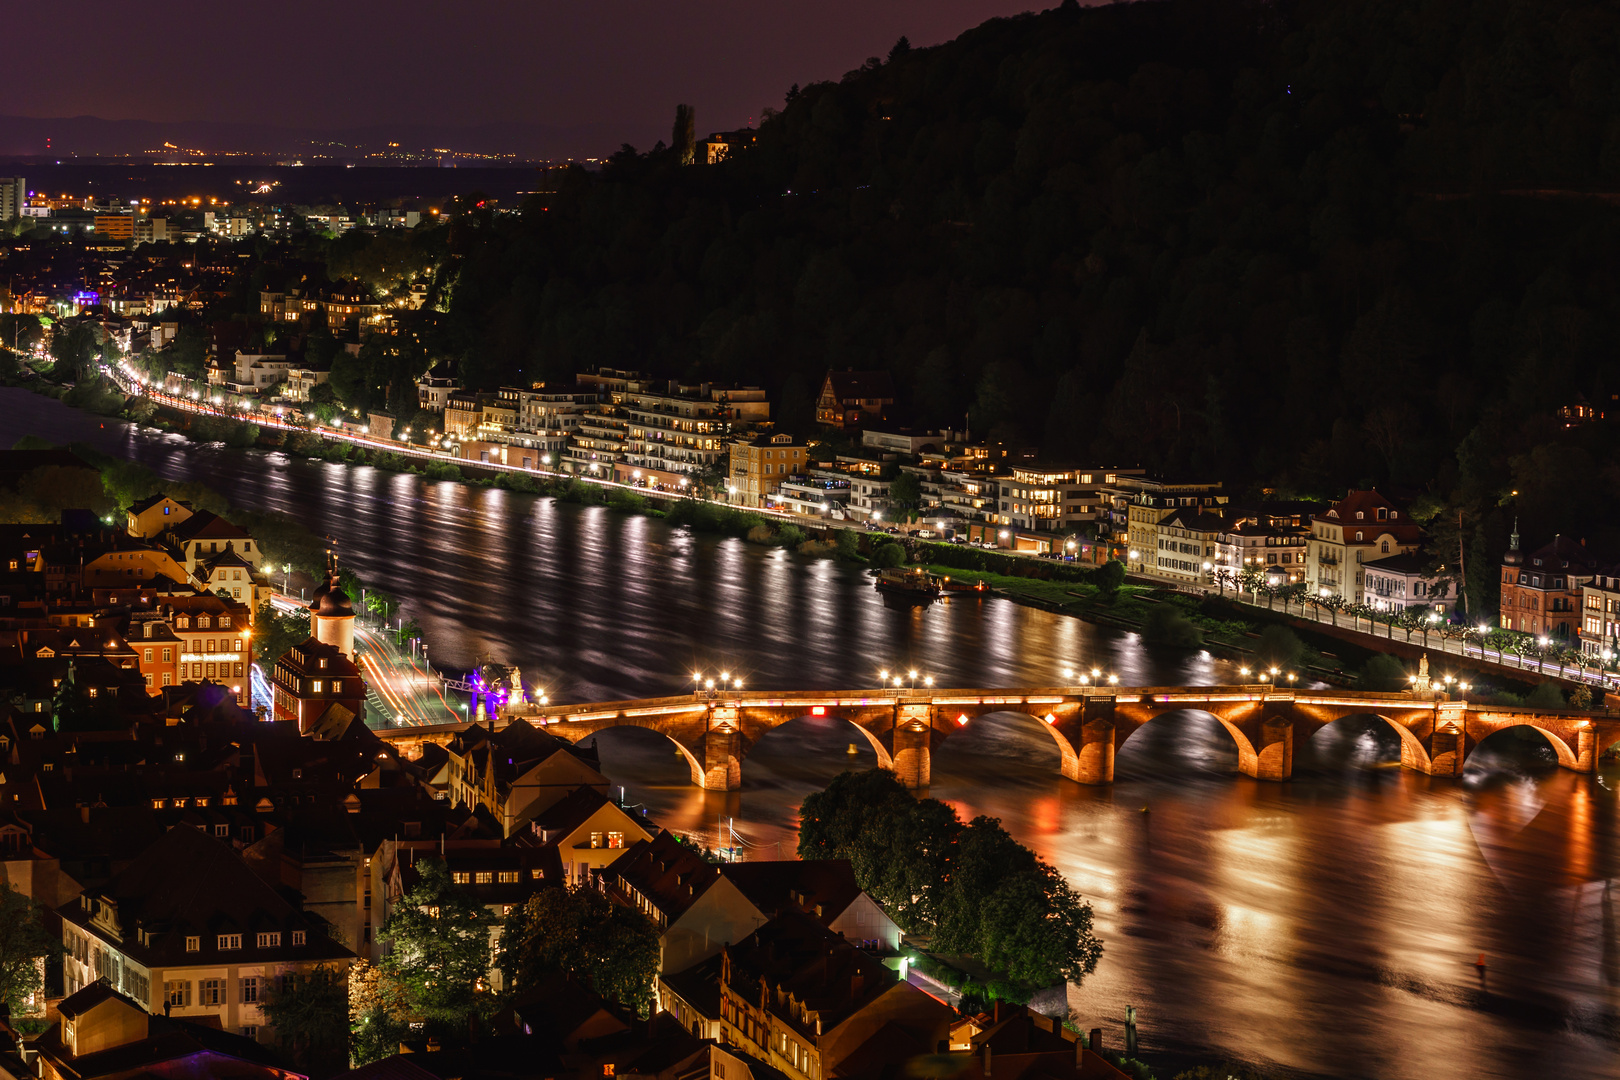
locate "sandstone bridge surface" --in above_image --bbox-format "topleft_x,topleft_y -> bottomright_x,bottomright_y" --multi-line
374,685 -> 1620,792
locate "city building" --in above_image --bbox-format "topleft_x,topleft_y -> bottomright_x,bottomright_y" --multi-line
33,981 -> 302,1080
442,722 -> 609,837
1213,512 -> 1312,585
125,495 -> 192,539
719,860 -> 902,952
59,824 -> 352,1041
817,370 -> 896,429
270,637 -> 365,735
1500,528 -> 1598,639
1580,566 -> 1620,657
998,467 -> 1141,539
716,911 -> 955,1080
517,787 -> 653,886
415,374 -> 459,412
1118,478 -> 1227,574
1152,508 -> 1227,584
0,176 -> 24,222
730,433 -> 809,508
232,351 -> 291,391
1305,490 -> 1422,599
92,214 -> 134,242
599,830 -> 766,976
283,364 -> 331,402
1361,551 -> 1456,614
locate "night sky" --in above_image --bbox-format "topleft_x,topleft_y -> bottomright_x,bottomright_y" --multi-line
2,1 -> 1041,155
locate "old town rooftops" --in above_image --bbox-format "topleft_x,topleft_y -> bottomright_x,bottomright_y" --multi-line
719,859 -> 864,923
720,910 -> 896,1032
600,829 -> 721,920
1313,489 -> 1421,535
60,822 -> 352,968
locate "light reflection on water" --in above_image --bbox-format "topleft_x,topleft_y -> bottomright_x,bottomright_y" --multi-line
12,391 -> 1620,1079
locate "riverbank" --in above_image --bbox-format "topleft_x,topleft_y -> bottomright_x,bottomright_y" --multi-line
10,372 -> 1584,704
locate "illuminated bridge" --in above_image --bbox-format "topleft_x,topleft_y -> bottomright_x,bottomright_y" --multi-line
374,684 -> 1620,791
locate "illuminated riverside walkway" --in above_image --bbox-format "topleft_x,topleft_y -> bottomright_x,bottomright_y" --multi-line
372,682 -> 1620,790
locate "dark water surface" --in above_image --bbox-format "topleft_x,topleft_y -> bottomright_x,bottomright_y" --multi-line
8,389 -> 1620,1080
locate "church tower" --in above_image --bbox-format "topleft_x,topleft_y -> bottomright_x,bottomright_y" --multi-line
308,547 -> 356,659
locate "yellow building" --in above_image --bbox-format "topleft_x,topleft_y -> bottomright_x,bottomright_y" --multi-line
730,433 -> 806,508
94,214 -> 133,241
126,494 -> 192,538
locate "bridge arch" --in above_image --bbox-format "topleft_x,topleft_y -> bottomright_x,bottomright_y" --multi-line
547,714 -> 710,787
737,711 -> 894,772
1463,723 -> 1580,772
1300,712 -> 1435,774
940,709 -> 1080,780
1115,708 -> 1261,780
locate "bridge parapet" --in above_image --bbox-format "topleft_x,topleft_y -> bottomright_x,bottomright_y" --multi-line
461,684 -> 1620,791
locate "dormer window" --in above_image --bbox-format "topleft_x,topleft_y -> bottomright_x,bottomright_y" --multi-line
257,932 -> 281,948
1356,511 -> 1365,520
186,936 -> 200,952
292,930 -> 305,946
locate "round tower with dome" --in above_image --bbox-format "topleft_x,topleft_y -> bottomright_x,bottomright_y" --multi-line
308,547 -> 356,659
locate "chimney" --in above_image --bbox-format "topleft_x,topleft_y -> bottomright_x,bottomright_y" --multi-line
993,1001 -> 1004,1024
982,1046 -> 991,1077
1089,1029 -> 1102,1057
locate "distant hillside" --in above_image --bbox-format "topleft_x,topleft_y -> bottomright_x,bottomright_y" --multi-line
437,0 -> 1620,549
0,114 -> 622,161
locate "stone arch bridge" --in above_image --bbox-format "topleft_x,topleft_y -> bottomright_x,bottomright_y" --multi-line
417,685 -> 1620,791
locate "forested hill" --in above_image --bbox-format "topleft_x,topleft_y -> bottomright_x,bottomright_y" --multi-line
438,0 -> 1620,547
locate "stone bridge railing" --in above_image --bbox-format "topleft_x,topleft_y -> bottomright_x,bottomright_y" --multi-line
369,685 -> 1620,791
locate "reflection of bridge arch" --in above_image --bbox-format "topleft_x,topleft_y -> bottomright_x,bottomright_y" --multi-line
938,710 -> 1080,781
1463,723 -> 1580,771
1293,712 -> 1438,774
1112,708 -> 1261,778
738,712 -> 895,772
380,684 -> 1620,791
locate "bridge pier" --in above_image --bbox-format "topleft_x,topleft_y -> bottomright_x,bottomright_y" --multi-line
893,722 -> 931,789
1427,730 -> 1463,775
701,727 -> 742,791
1077,719 -> 1115,785
1245,716 -> 1294,781
1577,727 -> 1597,773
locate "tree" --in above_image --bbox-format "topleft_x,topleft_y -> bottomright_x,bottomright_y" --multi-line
378,857 -> 499,1030
673,104 -> 697,166
254,601 -> 313,668
1091,559 -> 1125,599
0,883 -> 60,1016
49,322 -> 100,381
348,960 -> 409,1066
498,886 -> 660,1016
259,964 -> 348,1075
799,770 -> 1102,998
888,472 -> 922,519
871,541 -> 905,568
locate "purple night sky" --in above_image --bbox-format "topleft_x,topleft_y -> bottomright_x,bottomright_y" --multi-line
1,1 -> 1042,154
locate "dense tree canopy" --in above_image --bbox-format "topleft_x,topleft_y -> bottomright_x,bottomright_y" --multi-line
0,884 -> 59,1017
497,886 -> 661,1017
799,769 -> 1102,995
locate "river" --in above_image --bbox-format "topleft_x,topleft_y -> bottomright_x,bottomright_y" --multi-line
7,388 -> 1619,1080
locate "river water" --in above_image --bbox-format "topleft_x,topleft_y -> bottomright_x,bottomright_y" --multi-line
7,389 -> 1619,1080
